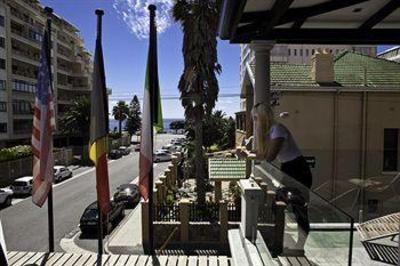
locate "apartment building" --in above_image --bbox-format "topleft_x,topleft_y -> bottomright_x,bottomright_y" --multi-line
0,0 -> 92,147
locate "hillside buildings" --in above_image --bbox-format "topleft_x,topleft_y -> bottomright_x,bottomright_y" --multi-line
378,46 -> 400,63
0,0 -> 92,147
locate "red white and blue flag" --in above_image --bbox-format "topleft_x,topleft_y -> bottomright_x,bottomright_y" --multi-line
31,28 -> 56,207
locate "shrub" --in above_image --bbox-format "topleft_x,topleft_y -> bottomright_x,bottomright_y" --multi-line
0,145 -> 32,162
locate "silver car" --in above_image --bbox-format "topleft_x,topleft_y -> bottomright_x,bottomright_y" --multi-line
0,188 -> 13,207
54,166 -> 72,183
11,176 -> 33,196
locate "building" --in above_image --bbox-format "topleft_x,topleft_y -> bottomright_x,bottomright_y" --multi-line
0,0 -> 92,147
378,46 -> 400,62
236,50 -> 400,218
240,44 -> 376,88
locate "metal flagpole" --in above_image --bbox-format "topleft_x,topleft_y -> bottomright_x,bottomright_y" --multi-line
44,6 -> 55,253
95,9 -> 105,256
148,4 -> 157,255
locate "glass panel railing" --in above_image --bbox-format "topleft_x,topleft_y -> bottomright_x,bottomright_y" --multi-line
254,161 -> 354,265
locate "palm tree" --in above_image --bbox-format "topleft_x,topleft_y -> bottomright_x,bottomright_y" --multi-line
112,100 -> 129,134
59,96 -> 91,142
173,0 -> 221,204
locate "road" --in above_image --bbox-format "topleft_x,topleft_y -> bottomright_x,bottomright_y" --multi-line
0,134 -> 180,252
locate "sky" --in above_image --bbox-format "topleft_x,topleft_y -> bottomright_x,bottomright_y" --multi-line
41,0 -> 241,119
40,0 -> 395,119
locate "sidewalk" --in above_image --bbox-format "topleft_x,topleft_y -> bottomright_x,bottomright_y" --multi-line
107,200 -> 144,254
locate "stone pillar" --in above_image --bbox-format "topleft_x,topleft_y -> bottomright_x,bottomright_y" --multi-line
259,182 -> 269,204
253,176 -> 263,185
239,179 -> 263,241
159,175 -> 167,198
246,153 -> 256,178
153,189 -> 158,205
168,164 -> 174,187
219,200 -> 228,243
215,180 -> 222,203
164,168 -> 171,189
155,180 -> 163,204
250,41 -> 275,152
141,200 -> 150,252
179,199 -> 190,242
171,156 -> 178,186
265,190 -> 276,223
245,89 -> 254,138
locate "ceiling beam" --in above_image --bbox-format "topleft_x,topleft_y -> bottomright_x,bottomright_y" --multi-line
228,0 -> 247,40
241,0 -> 369,24
359,0 -> 400,30
261,0 -> 294,35
232,28 -> 400,44
292,18 -> 307,29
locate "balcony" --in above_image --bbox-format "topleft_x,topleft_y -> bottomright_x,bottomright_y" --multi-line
10,21 -> 42,48
12,60 -> 38,80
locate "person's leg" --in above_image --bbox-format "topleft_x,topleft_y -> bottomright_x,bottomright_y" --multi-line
292,204 -> 310,250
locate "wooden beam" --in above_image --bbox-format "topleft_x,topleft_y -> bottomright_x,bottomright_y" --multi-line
359,0 -> 400,30
229,0 -> 247,39
261,0 -> 294,35
232,28 -> 400,44
241,0 -> 369,24
292,18 -> 307,29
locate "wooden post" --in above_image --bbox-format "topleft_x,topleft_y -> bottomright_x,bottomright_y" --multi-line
165,169 -> 171,189
273,201 -> 286,257
141,200 -> 150,252
155,180 -> 163,204
266,190 -> 276,223
179,199 -> 190,242
219,200 -> 228,243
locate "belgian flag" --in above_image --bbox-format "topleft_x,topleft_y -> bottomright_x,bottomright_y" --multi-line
89,10 -> 110,215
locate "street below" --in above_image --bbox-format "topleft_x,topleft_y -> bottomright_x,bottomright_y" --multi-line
0,134 -> 179,252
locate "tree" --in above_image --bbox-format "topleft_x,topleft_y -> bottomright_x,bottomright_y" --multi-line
125,95 -> 141,135
59,96 -> 91,142
112,100 -> 129,134
173,0 -> 221,204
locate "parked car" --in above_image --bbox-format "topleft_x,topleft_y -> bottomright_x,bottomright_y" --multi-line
113,184 -> 140,208
161,144 -> 174,152
108,149 -> 122,160
134,144 -> 141,151
54,165 -> 72,183
10,176 -> 33,196
154,151 -> 172,162
0,188 -> 13,207
79,200 -> 125,235
118,146 -> 131,156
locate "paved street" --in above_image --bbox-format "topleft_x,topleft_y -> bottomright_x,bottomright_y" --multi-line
0,134 -> 180,252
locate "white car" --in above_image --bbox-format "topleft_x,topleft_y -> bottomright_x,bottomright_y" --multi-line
153,152 -> 172,162
54,166 -> 72,183
10,176 -> 33,196
0,188 -> 13,207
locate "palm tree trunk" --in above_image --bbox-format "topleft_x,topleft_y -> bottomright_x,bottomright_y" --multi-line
194,117 -> 206,205
119,120 -> 122,135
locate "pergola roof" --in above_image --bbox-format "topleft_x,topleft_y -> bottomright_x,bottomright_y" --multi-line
218,0 -> 400,44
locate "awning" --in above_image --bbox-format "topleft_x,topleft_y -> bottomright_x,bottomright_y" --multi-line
219,0 -> 400,44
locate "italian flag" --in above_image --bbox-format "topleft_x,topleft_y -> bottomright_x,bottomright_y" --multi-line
139,10 -> 163,200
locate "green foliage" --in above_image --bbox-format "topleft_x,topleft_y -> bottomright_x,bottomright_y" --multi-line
0,145 -> 32,162
169,120 -> 185,131
125,95 -> 141,135
112,100 -> 129,134
207,144 -> 219,153
229,181 -> 241,204
108,132 -> 122,140
59,97 -> 91,141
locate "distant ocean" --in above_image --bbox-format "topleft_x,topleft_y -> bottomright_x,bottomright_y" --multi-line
109,118 -> 184,131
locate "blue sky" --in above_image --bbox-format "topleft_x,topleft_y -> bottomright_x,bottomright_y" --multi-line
41,0 -> 394,119
41,0 -> 241,119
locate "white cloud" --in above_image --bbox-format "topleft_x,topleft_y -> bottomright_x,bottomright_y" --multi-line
113,0 -> 174,39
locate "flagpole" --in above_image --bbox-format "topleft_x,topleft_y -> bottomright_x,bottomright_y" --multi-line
148,4 -> 156,255
95,9 -> 105,256
44,6 -> 55,253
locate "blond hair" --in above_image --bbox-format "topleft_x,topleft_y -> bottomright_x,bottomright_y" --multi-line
252,103 -> 274,155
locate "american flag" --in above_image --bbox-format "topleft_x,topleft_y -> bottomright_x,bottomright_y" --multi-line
31,28 -> 55,207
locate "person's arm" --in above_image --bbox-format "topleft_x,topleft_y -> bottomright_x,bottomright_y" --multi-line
265,137 -> 284,162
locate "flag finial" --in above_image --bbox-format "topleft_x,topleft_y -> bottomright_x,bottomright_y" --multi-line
44,6 -> 53,16
95,9 -> 104,16
148,4 -> 156,12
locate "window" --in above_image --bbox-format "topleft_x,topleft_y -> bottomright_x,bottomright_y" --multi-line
288,49 -> 291,56
12,80 -> 35,93
0,102 -> 6,112
0,37 -> 4,48
0,16 -> 4,27
306,49 -> 309,56
12,100 -> 33,114
383,128 -> 399,171
13,119 -> 32,134
294,49 -> 297,56
0,123 -> 6,133
0,80 -> 5,90
0,59 -> 5,69
312,49 -> 315,55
